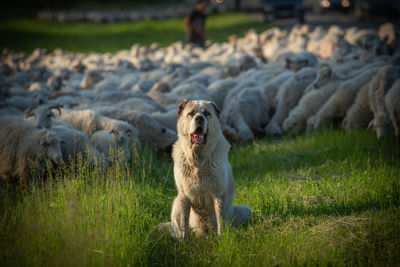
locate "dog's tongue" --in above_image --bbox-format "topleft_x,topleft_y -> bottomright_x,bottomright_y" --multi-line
191,134 -> 205,145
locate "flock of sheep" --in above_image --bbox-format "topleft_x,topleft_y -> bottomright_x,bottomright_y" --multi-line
1,22 -> 399,184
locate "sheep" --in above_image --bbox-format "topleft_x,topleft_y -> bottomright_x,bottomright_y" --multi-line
312,67 -> 381,131
51,125 -> 107,165
151,109 -> 178,132
90,129 -> 135,163
25,104 -> 63,129
0,117 -> 63,183
265,67 -> 316,135
368,66 -> 400,139
378,23 -> 396,47
260,70 -> 294,112
282,79 -> 342,134
116,97 -> 166,113
94,90 -> 146,103
385,79 -> 400,138
221,86 -> 269,142
342,83 -> 373,131
305,62 -> 351,93
80,69 -> 103,88
284,51 -> 318,72
95,107 -> 177,152
206,79 -> 238,109
55,109 -> 140,145
172,82 -> 212,101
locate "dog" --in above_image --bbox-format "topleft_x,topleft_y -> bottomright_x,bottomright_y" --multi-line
161,99 -> 251,239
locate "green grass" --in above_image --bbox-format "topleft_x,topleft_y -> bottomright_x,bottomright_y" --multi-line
1,128 -> 399,266
0,12 -> 269,53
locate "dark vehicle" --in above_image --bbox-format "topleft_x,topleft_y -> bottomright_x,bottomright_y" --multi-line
314,0 -> 353,14
263,0 -> 305,23
354,0 -> 400,19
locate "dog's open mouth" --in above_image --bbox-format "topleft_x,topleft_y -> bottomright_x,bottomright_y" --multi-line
191,133 -> 207,145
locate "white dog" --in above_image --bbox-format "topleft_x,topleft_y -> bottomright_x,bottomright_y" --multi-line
161,99 -> 251,239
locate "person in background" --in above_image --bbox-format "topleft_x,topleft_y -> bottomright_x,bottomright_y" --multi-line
184,0 -> 207,47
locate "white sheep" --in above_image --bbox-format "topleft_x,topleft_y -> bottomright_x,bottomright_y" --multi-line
221,86 -> 269,142
265,67 -> 317,135
342,83 -> 372,131
80,69 -> 103,89
0,117 -> 63,183
51,125 -> 107,165
283,51 -> 318,72
304,62 -> 351,93
90,129 -> 135,163
312,67 -> 381,131
25,104 -> 63,129
96,107 -> 177,152
151,109 -> 178,132
206,79 -> 238,109
260,70 -> 294,111
385,78 -> 400,138
283,79 -> 342,134
369,65 -> 400,139
55,109 -> 140,145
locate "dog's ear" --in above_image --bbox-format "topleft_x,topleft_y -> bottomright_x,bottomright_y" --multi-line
177,99 -> 189,117
209,101 -> 220,118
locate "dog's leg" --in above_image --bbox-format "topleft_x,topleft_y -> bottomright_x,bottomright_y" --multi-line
214,195 -> 226,235
171,195 -> 191,239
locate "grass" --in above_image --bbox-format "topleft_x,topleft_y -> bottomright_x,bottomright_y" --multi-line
0,12 -> 269,53
1,128 -> 399,266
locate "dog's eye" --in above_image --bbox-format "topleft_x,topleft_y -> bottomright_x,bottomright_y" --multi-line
204,110 -> 210,117
188,110 -> 195,117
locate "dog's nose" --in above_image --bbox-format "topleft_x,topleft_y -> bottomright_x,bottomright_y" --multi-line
195,115 -> 204,123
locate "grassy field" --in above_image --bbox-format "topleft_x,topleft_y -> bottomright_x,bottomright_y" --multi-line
1,128 -> 399,266
0,12 -> 269,53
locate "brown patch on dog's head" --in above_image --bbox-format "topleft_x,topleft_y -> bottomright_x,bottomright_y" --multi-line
209,101 -> 220,119
177,99 -> 189,117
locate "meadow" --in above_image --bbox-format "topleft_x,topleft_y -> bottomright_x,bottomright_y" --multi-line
0,12 -> 269,53
1,128 -> 399,266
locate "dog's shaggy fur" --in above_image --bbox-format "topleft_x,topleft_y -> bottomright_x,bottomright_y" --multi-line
161,100 -> 251,239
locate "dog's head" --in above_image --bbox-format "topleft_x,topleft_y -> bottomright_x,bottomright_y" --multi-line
176,99 -> 220,147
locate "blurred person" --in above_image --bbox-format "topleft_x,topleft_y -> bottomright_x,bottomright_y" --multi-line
184,0 -> 207,47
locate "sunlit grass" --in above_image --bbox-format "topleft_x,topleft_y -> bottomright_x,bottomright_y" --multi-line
0,12 -> 270,53
1,128 -> 399,266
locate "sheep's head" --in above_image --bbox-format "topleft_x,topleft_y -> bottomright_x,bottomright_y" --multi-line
285,58 -> 309,72
282,116 -> 303,135
39,131 -> 63,163
110,124 -> 139,146
135,113 -> 177,151
313,65 -> 332,89
265,121 -> 283,136
26,105 -> 62,129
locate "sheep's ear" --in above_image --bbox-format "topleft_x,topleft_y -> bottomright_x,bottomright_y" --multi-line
110,128 -> 118,135
177,99 -> 189,117
209,101 -> 220,118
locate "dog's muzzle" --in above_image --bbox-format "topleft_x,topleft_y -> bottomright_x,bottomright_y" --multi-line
190,115 -> 207,145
